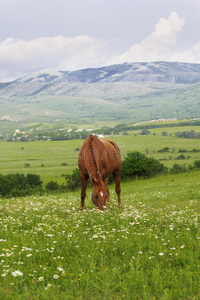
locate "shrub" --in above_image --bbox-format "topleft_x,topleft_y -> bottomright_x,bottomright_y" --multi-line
157,147 -> 169,153
169,164 -> 187,174
45,181 -> 59,191
121,151 -> 167,180
0,174 -> 12,197
176,154 -> 186,160
123,131 -> 128,135
26,174 -> 42,188
162,131 -> 168,136
0,173 -> 43,198
65,168 -> 81,190
141,129 -> 150,135
194,159 -> 200,169
178,149 -> 187,153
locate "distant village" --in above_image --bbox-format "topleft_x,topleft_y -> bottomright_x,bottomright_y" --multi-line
0,127 -> 108,142
0,118 -> 179,142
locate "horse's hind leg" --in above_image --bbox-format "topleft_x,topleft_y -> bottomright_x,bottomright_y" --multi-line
113,171 -> 121,208
80,173 -> 88,210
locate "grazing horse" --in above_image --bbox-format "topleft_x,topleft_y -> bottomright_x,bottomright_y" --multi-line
78,134 -> 121,211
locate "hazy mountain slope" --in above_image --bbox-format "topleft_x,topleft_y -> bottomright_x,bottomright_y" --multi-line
14,61 -> 200,84
0,62 -> 200,129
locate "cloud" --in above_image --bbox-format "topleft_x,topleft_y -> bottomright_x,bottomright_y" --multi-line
108,11 -> 186,64
1,11 -> 200,82
0,35 -> 106,82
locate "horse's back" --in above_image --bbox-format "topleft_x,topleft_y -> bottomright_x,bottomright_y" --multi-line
100,138 -> 121,174
78,135 -> 121,176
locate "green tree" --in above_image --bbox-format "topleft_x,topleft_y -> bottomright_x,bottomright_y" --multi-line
121,151 -> 167,180
141,129 -> 150,135
162,131 -> 168,136
0,174 -> 12,197
26,174 -> 42,188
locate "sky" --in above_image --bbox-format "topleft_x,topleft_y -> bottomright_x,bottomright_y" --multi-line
0,0 -> 200,82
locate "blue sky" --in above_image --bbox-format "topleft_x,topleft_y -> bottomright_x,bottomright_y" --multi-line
0,0 -> 200,81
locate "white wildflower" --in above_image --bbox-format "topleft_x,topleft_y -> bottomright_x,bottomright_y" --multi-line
12,271 -> 23,277
38,277 -> 44,281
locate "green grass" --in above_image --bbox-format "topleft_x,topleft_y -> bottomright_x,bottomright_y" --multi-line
0,126 -> 200,186
0,140 -> 83,185
111,126 -> 200,168
1,171 -> 200,299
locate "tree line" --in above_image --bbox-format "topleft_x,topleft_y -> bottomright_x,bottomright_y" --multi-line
175,130 -> 200,139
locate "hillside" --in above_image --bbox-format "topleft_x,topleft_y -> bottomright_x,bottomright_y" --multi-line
0,61 -> 200,132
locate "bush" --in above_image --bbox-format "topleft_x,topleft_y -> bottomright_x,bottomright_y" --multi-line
65,168 -> 81,190
176,154 -> 186,160
178,149 -> 187,153
26,174 -> 42,188
162,131 -> 168,136
0,174 -> 12,197
141,129 -> 150,135
121,151 -> 167,180
45,181 -> 59,191
0,173 -> 43,198
169,164 -> 187,174
157,147 -> 169,153
194,159 -> 200,169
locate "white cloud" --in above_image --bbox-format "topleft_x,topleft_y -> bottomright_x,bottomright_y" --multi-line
0,35 -> 106,82
169,42 -> 200,63
1,11 -> 200,82
108,11 -> 185,64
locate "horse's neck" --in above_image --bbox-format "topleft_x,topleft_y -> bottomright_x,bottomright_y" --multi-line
87,139 -> 101,180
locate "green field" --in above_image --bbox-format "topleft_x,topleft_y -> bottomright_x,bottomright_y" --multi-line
0,125 -> 200,186
1,123 -> 200,299
1,171 -> 200,299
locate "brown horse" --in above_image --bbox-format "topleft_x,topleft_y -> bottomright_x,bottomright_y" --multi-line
78,134 -> 121,211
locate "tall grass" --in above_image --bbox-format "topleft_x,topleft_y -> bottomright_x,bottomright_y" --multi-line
1,171 -> 200,299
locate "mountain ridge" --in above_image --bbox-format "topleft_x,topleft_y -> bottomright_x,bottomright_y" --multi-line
0,61 -> 200,131
12,61 -> 200,85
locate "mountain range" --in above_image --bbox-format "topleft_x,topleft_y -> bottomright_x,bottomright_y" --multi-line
0,61 -> 200,132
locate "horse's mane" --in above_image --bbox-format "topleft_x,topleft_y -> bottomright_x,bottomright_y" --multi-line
89,136 -> 101,182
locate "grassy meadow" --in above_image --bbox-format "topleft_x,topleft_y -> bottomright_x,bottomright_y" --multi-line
1,171 -> 200,299
0,125 -> 200,186
1,123 -> 200,298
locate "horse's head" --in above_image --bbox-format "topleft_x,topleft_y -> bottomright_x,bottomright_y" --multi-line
91,177 -> 109,211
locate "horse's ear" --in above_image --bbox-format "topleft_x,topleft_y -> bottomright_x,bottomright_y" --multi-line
92,177 -> 98,185
104,177 -> 109,185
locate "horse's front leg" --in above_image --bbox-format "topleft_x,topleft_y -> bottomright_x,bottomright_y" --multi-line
113,171 -> 121,208
105,185 -> 110,208
80,173 -> 88,210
